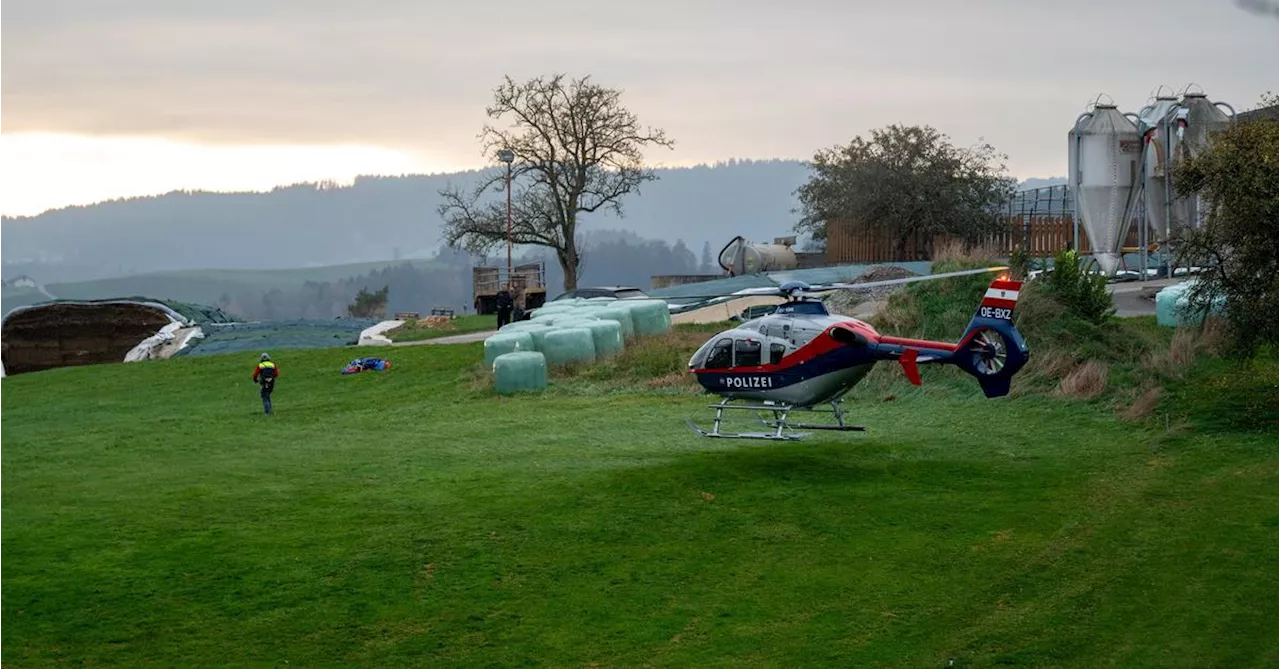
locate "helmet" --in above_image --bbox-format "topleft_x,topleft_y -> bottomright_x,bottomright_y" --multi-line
260,352 -> 271,362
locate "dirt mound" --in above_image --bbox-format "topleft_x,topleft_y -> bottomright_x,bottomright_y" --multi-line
822,265 -> 920,316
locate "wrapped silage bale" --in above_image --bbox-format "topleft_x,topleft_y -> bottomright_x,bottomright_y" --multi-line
552,315 -> 599,331
493,351 -> 548,394
584,296 -> 617,305
594,306 -> 635,338
498,321 -> 553,350
584,320 -> 624,357
625,299 -> 672,336
541,327 -> 597,366
1156,280 -> 1224,327
498,320 -> 539,333
1154,285 -> 1185,327
483,331 -> 534,365
534,303 -> 577,315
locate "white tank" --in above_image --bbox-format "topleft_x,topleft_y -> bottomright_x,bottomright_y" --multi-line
1069,100 -> 1142,275
718,236 -> 798,275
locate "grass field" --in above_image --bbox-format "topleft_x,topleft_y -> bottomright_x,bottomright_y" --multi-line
2,325 -> 1275,667
385,314 -> 497,342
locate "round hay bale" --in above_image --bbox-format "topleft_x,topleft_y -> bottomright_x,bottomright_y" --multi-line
500,320 -> 548,332
623,299 -> 671,336
532,303 -> 576,316
541,327 -> 596,366
493,351 -> 548,394
483,331 -> 534,365
498,321 -> 552,349
584,320 -> 624,357
551,315 -> 599,331
593,306 -> 635,338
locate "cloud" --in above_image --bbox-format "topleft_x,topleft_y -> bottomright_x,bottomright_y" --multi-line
1,0 -> 1277,186
1235,0 -> 1279,16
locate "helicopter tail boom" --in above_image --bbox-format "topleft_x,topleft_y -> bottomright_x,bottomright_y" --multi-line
862,278 -> 1030,396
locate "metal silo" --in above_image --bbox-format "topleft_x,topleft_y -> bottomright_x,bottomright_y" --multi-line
1069,98 -> 1142,275
1154,86 -> 1235,238
1137,89 -> 1181,241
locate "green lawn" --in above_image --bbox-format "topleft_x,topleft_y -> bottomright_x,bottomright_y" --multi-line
2,338 -> 1275,667
384,314 -> 497,342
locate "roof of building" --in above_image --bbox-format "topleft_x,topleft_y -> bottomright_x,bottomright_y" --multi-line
1237,105 -> 1278,122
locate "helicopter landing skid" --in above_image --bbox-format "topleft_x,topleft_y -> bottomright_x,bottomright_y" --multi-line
686,399 -> 864,441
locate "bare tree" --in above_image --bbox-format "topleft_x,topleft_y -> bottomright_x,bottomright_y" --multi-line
438,74 -> 675,290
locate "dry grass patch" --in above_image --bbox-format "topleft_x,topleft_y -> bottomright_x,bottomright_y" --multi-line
1119,385 -> 1163,422
1055,360 -> 1109,400
1141,318 -> 1227,379
932,238 -> 1005,266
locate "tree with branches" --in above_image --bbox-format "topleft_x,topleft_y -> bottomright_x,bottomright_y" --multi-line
1172,95 -> 1278,358
793,124 -> 1015,259
438,74 -> 675,290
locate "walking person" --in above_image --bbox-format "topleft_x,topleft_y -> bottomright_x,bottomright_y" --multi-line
495,284 -> 514,329
252,352 -> 279,415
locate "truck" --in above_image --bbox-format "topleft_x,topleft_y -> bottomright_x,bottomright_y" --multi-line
472,262 -> 548,315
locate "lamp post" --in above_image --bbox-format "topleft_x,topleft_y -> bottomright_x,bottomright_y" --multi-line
497,149 -> 515,282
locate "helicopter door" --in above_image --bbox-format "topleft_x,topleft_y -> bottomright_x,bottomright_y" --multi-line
733,339 -> 762,368
704,338 -> 734,369
769,342 -> 786,365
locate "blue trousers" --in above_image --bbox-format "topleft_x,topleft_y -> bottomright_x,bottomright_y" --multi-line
261,388 -> 273,414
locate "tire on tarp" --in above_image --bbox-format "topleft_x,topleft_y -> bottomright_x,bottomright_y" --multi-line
493,351 -> 548,394
483,331 -> 534,365
541,327 -> 597,366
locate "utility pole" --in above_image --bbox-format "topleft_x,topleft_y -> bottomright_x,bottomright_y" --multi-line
497,149 -> 516,282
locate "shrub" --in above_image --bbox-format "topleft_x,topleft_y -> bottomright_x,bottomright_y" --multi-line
1040,249 -> 1114,325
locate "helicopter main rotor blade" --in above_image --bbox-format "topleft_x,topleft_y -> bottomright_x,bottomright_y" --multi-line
796,266 -> 1009,295
661,266 -> 1009,302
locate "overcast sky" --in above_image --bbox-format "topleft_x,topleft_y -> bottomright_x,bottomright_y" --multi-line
2,0 -> 1276,216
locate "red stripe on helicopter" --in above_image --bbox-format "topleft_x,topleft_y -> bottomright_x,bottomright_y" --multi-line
690,321 -> 880,375
981,297 -> 1017,309
877,335 -> 958,352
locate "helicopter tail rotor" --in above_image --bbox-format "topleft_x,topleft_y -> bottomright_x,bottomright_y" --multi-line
952,279 -> 1030,398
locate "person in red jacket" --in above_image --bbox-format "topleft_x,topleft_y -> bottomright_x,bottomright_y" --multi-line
252,352 -> 279,415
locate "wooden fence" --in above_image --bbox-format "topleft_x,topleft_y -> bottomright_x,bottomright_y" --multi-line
825,216 -> 1144,264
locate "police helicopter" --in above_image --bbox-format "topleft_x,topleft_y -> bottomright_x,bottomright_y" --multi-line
678,267 -> 1029,440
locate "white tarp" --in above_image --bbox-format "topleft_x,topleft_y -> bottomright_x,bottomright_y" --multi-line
124,321 -> 183,362
124,323 -> 205,362
358,320 -> 404,346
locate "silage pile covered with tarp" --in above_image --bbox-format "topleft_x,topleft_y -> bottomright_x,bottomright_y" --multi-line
485,297 -> 672,394
175,319 -> 381,357
1,297 -> 233,375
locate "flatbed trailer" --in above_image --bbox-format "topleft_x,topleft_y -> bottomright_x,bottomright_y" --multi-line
472,262 -> 547,315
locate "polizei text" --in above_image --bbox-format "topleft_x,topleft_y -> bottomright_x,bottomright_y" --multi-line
720,376 -> 775,389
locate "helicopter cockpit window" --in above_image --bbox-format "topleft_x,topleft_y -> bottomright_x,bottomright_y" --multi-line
734,339 -> 762,367
769,343 -> 786,365
705,338 -> 734,369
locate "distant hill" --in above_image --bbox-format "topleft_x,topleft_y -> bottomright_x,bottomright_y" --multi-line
1018,176 -> 1068,190
1,159 -> 813,285
1,156 -> 1066,286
